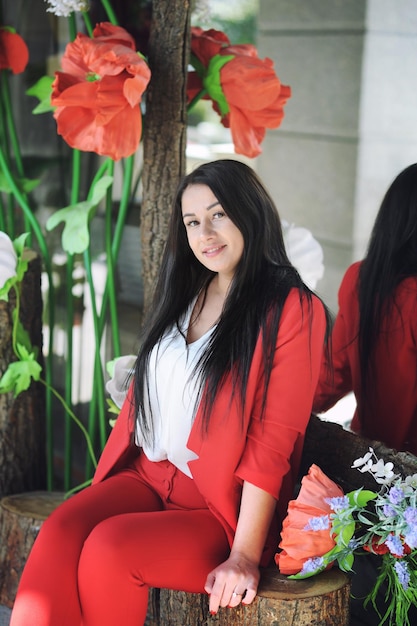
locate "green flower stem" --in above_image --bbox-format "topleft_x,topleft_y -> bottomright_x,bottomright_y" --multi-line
81,11 -> 94,37
100,0 -> 118,25
0,75 -> 14,237
73,157 -> 114,478
83,154 -> 133,476
90,158 -> 112,187
0,194 -> 6,231
104,159 -> 121,357
83,246 -> 107,451
187,87 -> 208,112
64,478 -> 93,499
0,71 -> 31,241
0,143 -> 56,489
10,286 -> 21,355
39,377 -> 98,471
68,12 -> 77,41
98,155 -> 134,338
62,148 -> 81,490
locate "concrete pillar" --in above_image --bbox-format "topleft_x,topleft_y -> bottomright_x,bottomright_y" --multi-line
257,0 -> 417,311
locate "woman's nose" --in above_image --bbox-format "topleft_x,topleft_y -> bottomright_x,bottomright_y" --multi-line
199,220 -> 214,238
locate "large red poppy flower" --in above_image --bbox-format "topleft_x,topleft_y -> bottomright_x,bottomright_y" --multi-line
275,464 -> 344,575
0,27 -> 29,74
188,27 -> 291,158
51,22 -> 151,161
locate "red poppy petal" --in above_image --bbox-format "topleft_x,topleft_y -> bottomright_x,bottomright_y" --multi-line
123,75 -> 149,107
93,22 -> 137,51
95,106 -> 142,160
221,57 -> 283,110
223,43 -> 258,59
52,81 -> 102,110
190,27 -> 230,67
54,103 -> 141,160
51,71 -> 82,99
227,106 -> 265,158
187,72 -> 205,103
0,29 -> 29,74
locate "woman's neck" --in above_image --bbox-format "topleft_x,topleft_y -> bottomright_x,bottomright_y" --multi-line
187,276 -> 228,343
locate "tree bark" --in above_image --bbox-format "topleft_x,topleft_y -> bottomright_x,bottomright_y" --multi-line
0,253 -> 45,498
301,415 -> 417,493
141,0 -> 191,312
0,491 -> 64,607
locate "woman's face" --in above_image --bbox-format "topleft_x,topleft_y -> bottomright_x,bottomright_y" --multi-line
181,184 -> 244,284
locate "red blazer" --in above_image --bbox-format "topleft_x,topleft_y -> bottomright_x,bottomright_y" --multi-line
93,290 -> 326,565
313,262 -> 417,455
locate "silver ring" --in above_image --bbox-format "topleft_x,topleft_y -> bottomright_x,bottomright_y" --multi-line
232,592 -> 240,598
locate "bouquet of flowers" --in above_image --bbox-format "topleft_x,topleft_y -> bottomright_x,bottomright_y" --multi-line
276,449 -> 417,626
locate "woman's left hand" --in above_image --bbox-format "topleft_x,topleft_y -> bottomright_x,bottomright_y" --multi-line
204,550 -> 259,614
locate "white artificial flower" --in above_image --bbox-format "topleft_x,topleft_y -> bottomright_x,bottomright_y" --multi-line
282,220 -> 324,290
405,473 -> 417,488
106,354 -> 136,409
351,448 -> 373,469
0,232 -> 17,289
371,459 -> 395,480
44,0 -> 88,17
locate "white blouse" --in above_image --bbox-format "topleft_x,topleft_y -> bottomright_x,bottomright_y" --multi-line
135,303 -> 215,477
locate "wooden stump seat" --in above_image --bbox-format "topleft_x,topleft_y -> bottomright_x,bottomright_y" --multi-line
2,415 -> 417,623
0,490 -> 65,608
146,567 -> 350,625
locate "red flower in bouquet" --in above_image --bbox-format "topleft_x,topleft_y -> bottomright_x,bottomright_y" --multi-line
188,27 -> 291,159
275,464 -> 344,575
0,27 -> 29,74
51,22 -> 151,160
363,535 -> 390,556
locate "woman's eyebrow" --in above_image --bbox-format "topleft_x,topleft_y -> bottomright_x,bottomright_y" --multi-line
182,201 -> 220,219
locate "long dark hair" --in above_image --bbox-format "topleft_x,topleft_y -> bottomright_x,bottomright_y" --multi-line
134,159 -> 326,443
358,163 -> 417,421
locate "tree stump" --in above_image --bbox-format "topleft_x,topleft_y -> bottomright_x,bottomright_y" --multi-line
146,567 -> 351,626
0,253 -> 45,498
0,490 -> 64,607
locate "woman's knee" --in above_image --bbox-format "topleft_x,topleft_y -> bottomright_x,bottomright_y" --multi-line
79,517 -> 131,581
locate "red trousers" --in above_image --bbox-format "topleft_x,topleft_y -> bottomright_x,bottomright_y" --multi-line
10,454 -> 229,626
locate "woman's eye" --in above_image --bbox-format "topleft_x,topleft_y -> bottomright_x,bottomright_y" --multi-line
213,211 -> 225,220
185,219 -> 198,227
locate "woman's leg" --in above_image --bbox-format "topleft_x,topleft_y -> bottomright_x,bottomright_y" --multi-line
78,507 -> 230,626
10,474 -> 163,626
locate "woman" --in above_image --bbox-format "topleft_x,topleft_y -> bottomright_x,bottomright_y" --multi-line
11,159 -> 328,625
313,163 -> 417,456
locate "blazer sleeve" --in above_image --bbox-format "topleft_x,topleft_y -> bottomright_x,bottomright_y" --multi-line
235,290 -> 327,499
313,263 -> 359,413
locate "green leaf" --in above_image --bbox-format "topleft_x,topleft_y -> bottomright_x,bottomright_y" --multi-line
45,176 -> 113,254
26,76 -> 55,114
106,397 -> 121,416
0,353 -> 42,396
0,277 -> 15,301
0,171 -> 40,194
288,565 -> 327,580
13,313 -> 35,355
337,552 -> 355,572
21,177 -> 41,193
0,233 -> 31,301
348,489 -> 377,508
106,358 -> 116,378
339,521 -> 356,546
203,54 -> 234,117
